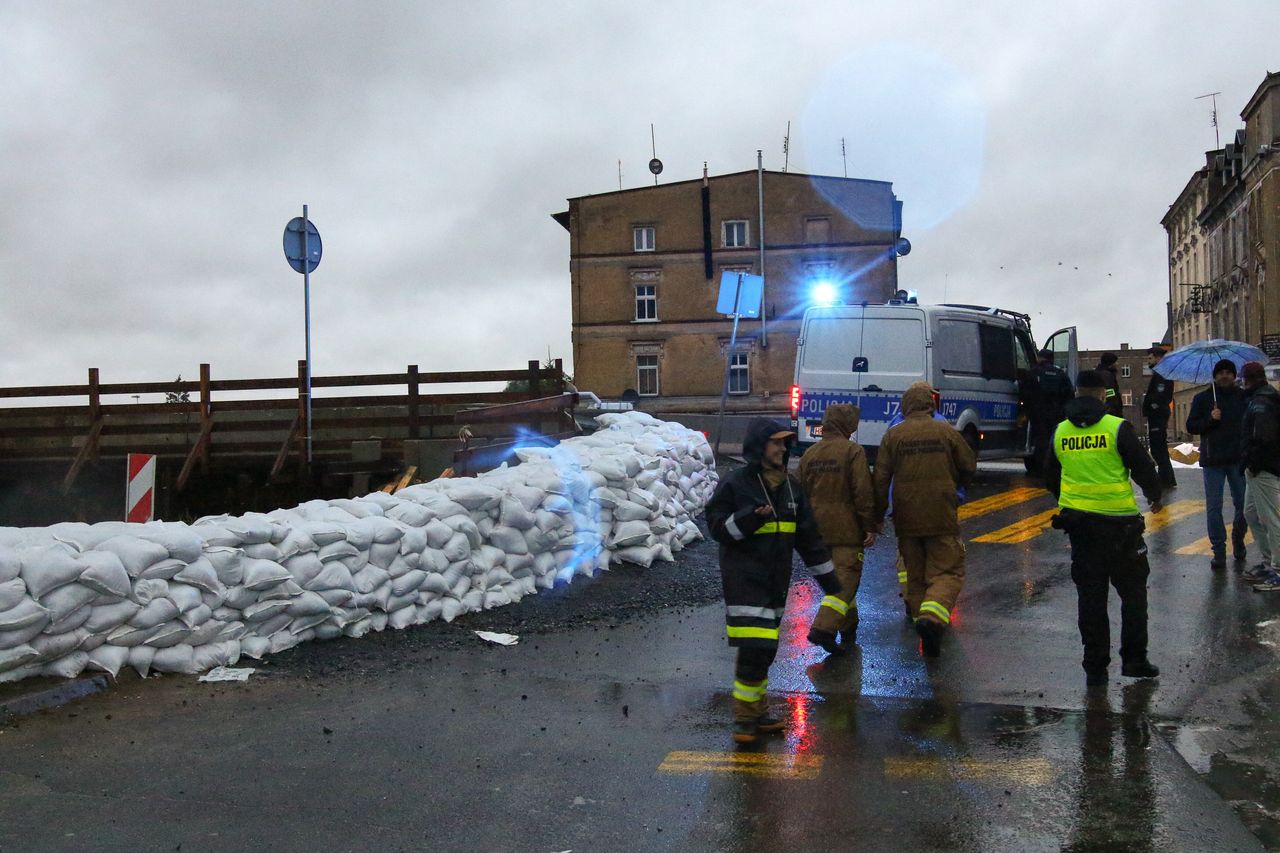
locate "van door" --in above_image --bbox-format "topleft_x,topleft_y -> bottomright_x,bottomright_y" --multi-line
1041,327 -> 1079,381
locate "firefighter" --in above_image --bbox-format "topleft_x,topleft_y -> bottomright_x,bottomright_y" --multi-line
873,381 -> 977,657
706,418 -> 838,744
798,403 -> 878,654
1044,370 -> 1163,687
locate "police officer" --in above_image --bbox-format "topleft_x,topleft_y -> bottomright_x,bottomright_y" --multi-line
706,418 -> 838,743
798,403 -> 878,654
1044,370 -> 1164,687
1142,346 -> 1178,490
1020,349 -> 1074,474
1095,352 -> 1124,417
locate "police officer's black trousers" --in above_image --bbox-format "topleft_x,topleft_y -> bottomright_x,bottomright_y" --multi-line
1065,514 -> 1151,673
1147,422 -> 1177,488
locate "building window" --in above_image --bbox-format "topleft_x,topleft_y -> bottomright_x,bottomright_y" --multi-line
633,225 -> 655,252
1121,365 -> 1131,378
722,220 -> 749,248
728,351 -> 750,395
804,217 -> 831,244
634,284 -> 657,321
636,354 -> 659,396
1122,391 -> 1133,406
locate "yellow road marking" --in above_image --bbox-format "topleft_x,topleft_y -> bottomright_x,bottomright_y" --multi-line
1176,531 -> 1253,556
972,509 -> 1060,544
884,756 -> 1053,785
1142,500 -> 1204,532
958,487 -> 1050,521
658,750 -> 823,779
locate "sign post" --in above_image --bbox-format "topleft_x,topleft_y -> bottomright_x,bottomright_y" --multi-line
713,271 -> 764,456
283,207 -> 323,466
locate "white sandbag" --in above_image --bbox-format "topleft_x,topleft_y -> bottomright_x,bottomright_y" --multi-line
303,562 -> 357,593
329,498 -> 384,519
344,617 -> 373,638
276,527 -> 318,558
419,573 -> 450,597
442,532 -> 471,563
186,618 -> 228,646
48,603 -> 94,635
314,623 -> 343,640
399,526 -> 429,555
289,612 -> 330,634
137,557 -> 188,581
242,542 -> 283,562
180,604 -> 213,629
191,641 -> 236,671
78,551 -> 132,598
0,578 -> 26,611
126,644 -> 157,676
20,543 -> 85,598
390,570 -> 427,597
612,500 -> 653,522
146,621 -> 192,649
388,606 -> 416,630
241,558 -> 292,591
173,557 -> 222,594
385,501 -> 435,527
93,536 -> 169,579
445,482 -> 504,512
240,635 -> 271,659
461,589 -> 484,611
0,547 -> 18,584
318,540 -> 361,563
129,598 -> 180,630
216,621 -> 247,642
487,525 -> 529,555
424,519 -> 454,550
138,525 -> 204,563
416,599 -> 443,624
244,599 -> 292,622
298,521 -> 346,547
369,541 -> 400,571
84,599 -> 141,633
444,515 -> 483,549
205,547 -> 244,586
0,644 -> 40,673
352,566 -> 391,595
285,591 -> 330,617
609,520 -> 652,549
498,497 -> 537,531
30,629 -> 88,661
283,552 -> 325,587
440,598 -> 462,622
316,587 -> 356,607
40,650 -> 88,679
255,613 -> 293,637
613,545 -> 657,568
541,494 -> 575,515
87,643 -> 129,678
166,582 -> 205,613
152,644 -> 197,673
0,598 -> 49,633
256,579 -> 303,601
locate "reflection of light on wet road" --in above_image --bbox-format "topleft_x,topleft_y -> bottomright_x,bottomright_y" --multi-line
658,750 -> 823,780
783,693 -> 819,754
884,756 -> 1053,785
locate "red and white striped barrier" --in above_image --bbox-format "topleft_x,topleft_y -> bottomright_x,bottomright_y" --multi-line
126,453 -> 156,523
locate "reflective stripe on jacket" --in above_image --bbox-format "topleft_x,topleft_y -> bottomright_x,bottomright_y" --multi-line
1054,414 -> 1139,516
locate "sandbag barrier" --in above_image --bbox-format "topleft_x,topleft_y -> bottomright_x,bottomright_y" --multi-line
0,412 -> 717,683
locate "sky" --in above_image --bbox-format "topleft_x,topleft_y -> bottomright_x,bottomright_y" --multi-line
1,1 -> 1277,399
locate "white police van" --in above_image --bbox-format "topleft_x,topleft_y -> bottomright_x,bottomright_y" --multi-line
790,297 -> 1077,463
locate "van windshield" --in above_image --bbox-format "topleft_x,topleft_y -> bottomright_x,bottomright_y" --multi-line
802,316 -> 925,374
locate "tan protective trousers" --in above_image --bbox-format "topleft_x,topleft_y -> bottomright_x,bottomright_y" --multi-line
898,535 -> 966,627
809,545 -> 864,635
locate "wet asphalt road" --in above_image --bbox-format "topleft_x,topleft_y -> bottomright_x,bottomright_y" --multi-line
1,463 -> 1279,851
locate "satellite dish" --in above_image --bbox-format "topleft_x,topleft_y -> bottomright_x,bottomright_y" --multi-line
895,237 -> 912,257
648,158 -> 663,176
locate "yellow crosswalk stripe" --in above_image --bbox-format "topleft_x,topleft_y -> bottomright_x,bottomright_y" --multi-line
884,756 -> 1053,785
958,487 -> 1050,521
1142,500 -> 1204,532
1176,531 -> 1254,556
972,509 -> 1060,544
658,750 -> 823,779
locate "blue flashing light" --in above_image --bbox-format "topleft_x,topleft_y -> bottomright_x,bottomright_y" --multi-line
812,281 -> 838,307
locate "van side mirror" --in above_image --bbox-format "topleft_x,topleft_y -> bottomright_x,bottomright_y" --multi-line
852,357 -> 868,373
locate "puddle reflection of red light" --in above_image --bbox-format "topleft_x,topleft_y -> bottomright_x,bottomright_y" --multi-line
784,693 -> 817,754
781,582 -> 819,650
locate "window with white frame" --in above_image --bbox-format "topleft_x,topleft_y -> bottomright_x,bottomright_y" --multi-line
634,284 -> 657,321
1121,365 -> 1131,378
722,220 -> 749,248
728,351 -> 750,394
633,225 -> 655,252
636,354 -> 659,396
1122,391 -> 1133,407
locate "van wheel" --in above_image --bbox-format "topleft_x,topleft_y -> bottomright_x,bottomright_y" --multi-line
962,426 -> 980,458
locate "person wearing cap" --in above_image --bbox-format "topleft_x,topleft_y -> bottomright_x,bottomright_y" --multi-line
1044,369 -> 1163,687
1095,353 -> 1124,418
1142,346 -> 1178,490
873,381 -> 976,658
798,403 -> 878,654
705,417 -> 839,743
1238,362 -> 1280,590
1020,348 -> 1075,474
1185,358 -> 1248,569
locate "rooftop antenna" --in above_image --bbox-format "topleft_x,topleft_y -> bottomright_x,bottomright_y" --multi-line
648,124 -> 663,185
783,121 -> 791,172
841,137 -> 847,178
618,159 -> 623,191
1195,91 -> 1222,149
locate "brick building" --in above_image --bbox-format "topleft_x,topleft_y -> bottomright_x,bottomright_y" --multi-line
1078,344 -> 1154,437
553,168 -> 903,412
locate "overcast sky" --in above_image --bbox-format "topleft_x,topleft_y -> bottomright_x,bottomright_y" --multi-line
2,1 -> 1277,398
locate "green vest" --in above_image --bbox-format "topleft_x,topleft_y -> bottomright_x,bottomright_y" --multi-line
1054,414 -> 1139,516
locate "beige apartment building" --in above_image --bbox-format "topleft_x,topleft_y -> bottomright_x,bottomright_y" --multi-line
1163,71 -> 1280,432
553,168 -> 903,412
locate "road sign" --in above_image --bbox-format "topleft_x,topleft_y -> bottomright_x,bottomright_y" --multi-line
126,453 -> 155,523
283,217 -> 322,274
716,271 -> 763,317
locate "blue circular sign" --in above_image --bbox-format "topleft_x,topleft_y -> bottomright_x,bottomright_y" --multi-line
283,216 -> 322,274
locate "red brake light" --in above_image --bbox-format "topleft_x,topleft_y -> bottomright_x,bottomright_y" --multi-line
931,392 -> 941,412
790,385 -> 802,420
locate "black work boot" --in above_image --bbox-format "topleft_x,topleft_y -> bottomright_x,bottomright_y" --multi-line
915,618 -> 943,658
807,628 -> 846,656
1210,553 -> 1227,570
1121,660 -> 1160,679
1234,539 -> 1247,563
1085,668 -> 1108,687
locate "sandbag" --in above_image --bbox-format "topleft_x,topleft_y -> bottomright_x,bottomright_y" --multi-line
40,583 -> 98,624
93,536 -> 169,579
78,551 -> 132,598
20,543 -> 85,598
84,599 -> 141,633
87,643 -> 129,678
173,557 -> 222,594
205,547 -> 244,586
241,558 -> 292,591
0,578 -> 26,611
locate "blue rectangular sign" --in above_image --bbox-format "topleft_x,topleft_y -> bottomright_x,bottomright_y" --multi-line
716,271 -> 763,317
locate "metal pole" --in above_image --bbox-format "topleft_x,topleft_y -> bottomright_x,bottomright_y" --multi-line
714,274 -> 744,456
302,204 -> 313,466
757,151 -> 767,348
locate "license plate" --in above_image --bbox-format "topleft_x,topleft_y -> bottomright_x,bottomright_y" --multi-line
806,421 -> 823,439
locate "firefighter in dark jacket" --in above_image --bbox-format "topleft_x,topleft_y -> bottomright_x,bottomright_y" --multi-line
1096,353 -> 1124,417
1142,346 -> 1178,489
706,418 -> 837,743
1185,358 -> 1248,568
1044,370 -> 1164,687
1021,349 -> 1075,473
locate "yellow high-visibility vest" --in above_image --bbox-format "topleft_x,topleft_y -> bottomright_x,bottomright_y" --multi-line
1054,414 -> 1139,516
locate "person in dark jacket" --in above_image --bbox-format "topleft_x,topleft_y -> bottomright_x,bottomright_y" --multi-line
1044,370 -> 1164,687
1142,346 -> 1178,489
1185,358 -> 1248,569
1238,362 -> 1280,589
1020,349 -> 1075,474
1096,352 -> 1124,417
705,418 -> 838,743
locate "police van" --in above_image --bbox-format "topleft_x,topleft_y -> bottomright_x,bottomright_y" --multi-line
790,297 -> 1077,463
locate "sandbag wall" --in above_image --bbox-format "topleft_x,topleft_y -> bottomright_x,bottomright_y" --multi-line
0,412 -> 717,683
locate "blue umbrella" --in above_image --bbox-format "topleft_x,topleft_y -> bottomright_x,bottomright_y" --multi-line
1154,338 -> 1268,401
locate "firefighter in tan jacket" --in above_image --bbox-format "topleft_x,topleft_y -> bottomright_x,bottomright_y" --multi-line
874,382 -> 977,657
798,403 -> 878,654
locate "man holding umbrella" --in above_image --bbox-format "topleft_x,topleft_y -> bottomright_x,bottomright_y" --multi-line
1185,359 -> 1249,569
1143,346 -> 1178,490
